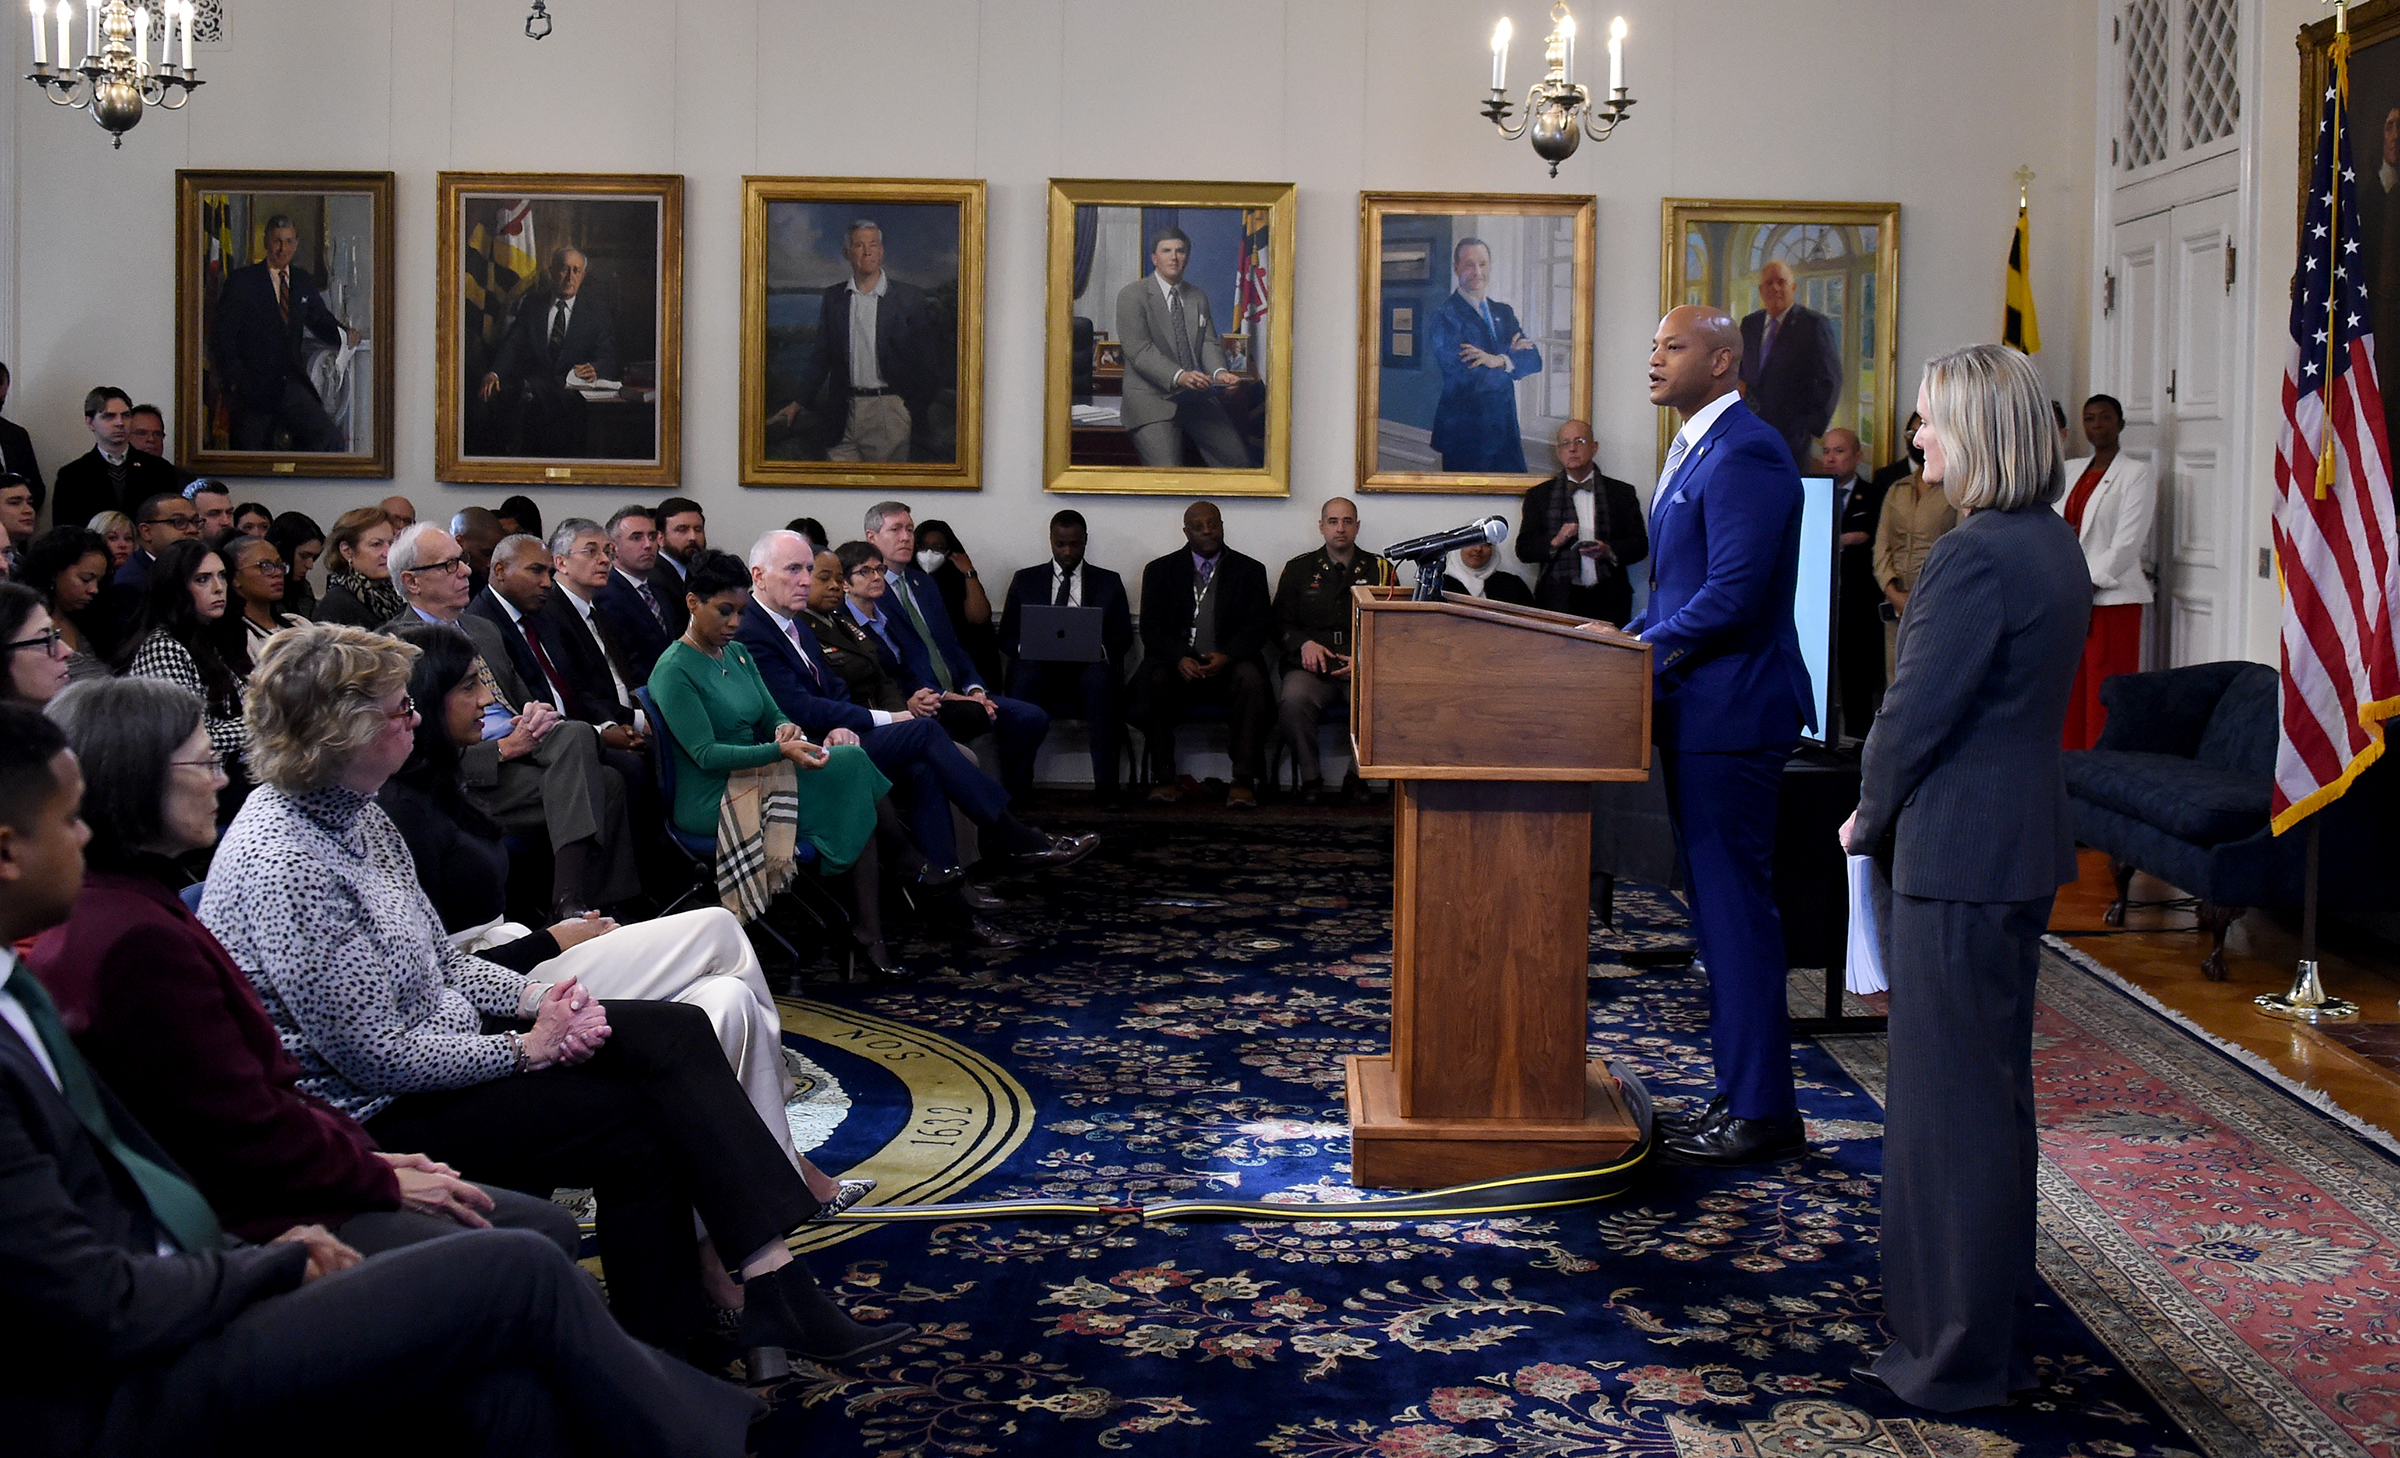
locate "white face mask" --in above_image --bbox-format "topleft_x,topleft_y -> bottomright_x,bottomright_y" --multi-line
915,549 -> 947,574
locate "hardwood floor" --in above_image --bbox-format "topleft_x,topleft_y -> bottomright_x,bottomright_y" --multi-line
2050,848 -> 2400,1135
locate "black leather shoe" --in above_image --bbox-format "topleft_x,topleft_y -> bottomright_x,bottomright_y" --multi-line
1657,1095 -> 1728,1139
958,882 -> 1007,911
961,917 -> 1024,950
853,940 -> 914,983
910,863 -> 965,891
1661,1113 -> 1807,1167
1015,831 -> 1099,870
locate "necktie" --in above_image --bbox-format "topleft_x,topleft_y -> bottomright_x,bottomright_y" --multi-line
522,621 -> 569,706
888,576 -> 955,692
549,300 -> 568,354
1762,314 -> 1781,364
5,966 -> 222,1253
1169,287 -> 1195,372
275,270 -> 289,320
1053,568 -> 1073,608
635,579 -> 666,630
1649,435 -> 1693,588
785,618 -> 823,688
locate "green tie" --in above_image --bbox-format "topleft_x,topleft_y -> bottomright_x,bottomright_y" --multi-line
888,576 -> 955,692
5,964 -> 222,1253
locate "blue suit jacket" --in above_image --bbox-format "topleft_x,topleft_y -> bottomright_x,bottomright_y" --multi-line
736,605 -> 879,738
1427,291 -> 1542,472
881,564 -> 983,693
590,571 -> 673,687
1626,397 -> 1815,752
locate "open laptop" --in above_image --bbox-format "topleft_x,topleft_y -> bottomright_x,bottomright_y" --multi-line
1015,604 -> 1108,663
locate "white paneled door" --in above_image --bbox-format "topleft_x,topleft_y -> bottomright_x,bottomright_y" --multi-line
2104,191 -> 2238,667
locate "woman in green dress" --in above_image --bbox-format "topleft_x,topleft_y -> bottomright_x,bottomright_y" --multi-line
649,549 -> 916,978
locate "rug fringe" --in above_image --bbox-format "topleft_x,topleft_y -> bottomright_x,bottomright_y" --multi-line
2042,934 -> 2400,1161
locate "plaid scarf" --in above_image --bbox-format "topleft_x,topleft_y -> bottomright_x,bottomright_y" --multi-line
714,760 -> 800,923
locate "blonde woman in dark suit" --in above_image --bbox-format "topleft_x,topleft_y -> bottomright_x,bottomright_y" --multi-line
1843,344 -> 2092,1411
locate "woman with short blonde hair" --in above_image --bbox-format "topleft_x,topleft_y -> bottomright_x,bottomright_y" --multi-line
244,620 -> 415,792
1843,343 -> 2092,1411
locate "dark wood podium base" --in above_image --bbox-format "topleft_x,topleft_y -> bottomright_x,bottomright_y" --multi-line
1344,1054 -> 1644,1189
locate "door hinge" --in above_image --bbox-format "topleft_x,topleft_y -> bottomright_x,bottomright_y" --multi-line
2225,243 -> 2237,292
2104,269 -> 2116,315
2167,368 -> 2178,401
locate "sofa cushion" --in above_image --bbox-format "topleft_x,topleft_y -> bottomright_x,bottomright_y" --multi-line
2192,664 -> 2279,778
2064,749 -> 2272,847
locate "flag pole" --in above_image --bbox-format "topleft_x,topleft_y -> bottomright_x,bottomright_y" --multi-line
2321,0 -> 2351,499
2256,818 -> 2359,1020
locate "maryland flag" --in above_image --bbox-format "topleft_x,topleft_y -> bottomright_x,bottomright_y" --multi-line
1235,208 -> 1272,381
464,199 -> 540,348
2003,202 -> 2041,354
201,194 -> 241,442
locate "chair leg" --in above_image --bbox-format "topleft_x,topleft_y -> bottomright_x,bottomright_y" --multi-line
2104,857 -> 2135,927
2195,902 -> 2237,981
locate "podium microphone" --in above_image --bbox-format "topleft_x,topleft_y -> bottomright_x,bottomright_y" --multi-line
1382,516 -> 1510,600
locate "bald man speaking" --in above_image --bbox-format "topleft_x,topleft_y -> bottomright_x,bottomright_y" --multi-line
1628,306 -> 1817,1168
1738,260 -> 1842,466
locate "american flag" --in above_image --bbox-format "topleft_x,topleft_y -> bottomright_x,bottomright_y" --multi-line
2270,57 -> 2400,834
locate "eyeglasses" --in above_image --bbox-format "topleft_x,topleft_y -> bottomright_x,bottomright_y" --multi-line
403,556 -> 468,577
848,565 -> 886,580
1558,436 -> 1595,448
146,514 -> 200,531
171,752 -> 225,773
246,559 -> 289,574
568,542 -> 614,560
6,627 -> 65,656
382,694 -> 418,722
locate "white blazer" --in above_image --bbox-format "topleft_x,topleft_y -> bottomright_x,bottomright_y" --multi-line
2057,453 -> 2156,606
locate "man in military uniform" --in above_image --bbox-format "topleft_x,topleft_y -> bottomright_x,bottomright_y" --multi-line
1272,497 -> 1396,802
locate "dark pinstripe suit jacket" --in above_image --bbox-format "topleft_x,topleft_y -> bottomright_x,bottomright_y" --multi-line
1852,504 -> 2091,902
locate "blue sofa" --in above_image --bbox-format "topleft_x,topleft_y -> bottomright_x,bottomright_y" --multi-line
2064,661 -> 2394,979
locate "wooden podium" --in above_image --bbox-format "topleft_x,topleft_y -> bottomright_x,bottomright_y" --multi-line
1344,587 -> 1653,1188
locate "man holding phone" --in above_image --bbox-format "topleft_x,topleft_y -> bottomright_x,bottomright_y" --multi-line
1272,497 -> 1395,804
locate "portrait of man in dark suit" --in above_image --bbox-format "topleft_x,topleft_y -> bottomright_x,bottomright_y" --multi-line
210,213 -> 357,453
1428,236 -> 1544,473
1738,260 -> 1843,467
478,246 -> 621,459
767,219 -> 945,463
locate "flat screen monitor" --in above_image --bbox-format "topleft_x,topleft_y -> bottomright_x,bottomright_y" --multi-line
1793,475 -> 1836,745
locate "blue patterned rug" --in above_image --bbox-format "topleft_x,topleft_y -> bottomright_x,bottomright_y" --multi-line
746,817 -> 2197,1457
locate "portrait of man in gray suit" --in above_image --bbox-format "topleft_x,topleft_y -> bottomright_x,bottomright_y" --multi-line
1114,229 -> 1253,469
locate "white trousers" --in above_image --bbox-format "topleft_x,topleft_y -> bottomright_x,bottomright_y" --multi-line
532,909 -> 802,1174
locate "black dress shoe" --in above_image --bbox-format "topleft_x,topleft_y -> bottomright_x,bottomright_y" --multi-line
1015,831 -> 1099,870
1657,1094 -> 1728,1139
961,917 -> 1024,950
910,863 -> 965,891
852,940 -> 914,983
958,882 -> 1007,911
1661,1113 -> 1807,1167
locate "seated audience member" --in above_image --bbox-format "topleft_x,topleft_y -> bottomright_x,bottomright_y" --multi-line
1137,500 -> 1275,806
17,526 -> 113,683
496,493 -> 544,541
32,678 -> 580,1258
1274,497 -> 1395,804
380,495 -> 418,531
216,533 -> 306,676
911,518 -> 1002,688
864,501 -> 1051,800
592,503 -> 681,685
200,624 -> 908,1368
380,622 -> 870,1213
785,515 -> 828,553
451,505 -> 506,598
268,510 -> 326,620
127,402 -> 172,462
1,473 -> 33,576
1439,537 -> 1535,604
0,701 -> 771,1458
315,504 -> 405,628
543,517 -> 649,733
1515,419 -> 1647,623
387,522 -> 641,919
2,580 -> 72,706
90,509 -> 135,569
93,491 -> 204,655
999,509 -> 1133,807
187,479 -> 235,539
119,539 -> 249,781
653,495 -> 707,593
232,501 -> 274,539
651,549 -> 928,978
828,539 -> 1009,755
52,386 -> 191,529
743,530 -> 1093,892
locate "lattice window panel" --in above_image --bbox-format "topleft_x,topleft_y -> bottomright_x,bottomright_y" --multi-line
2181,0 -> 2238,150
2124,0 -> 2170,170
190,0 -> 224,43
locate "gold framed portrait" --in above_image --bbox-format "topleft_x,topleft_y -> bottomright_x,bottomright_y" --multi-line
435,172 -> 684,488
1658,198 -> 1901,471
739,177 -> 985,491
174,169 -> 395,478
1356,192 -> 1595,494
1043,178 -> 1296,497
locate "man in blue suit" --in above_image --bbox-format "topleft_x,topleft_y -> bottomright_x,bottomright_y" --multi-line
862,501 -> 1051,801
1626,304 -> 1817,1167
1427,237 -> 1543,473
212,215 -> 354,452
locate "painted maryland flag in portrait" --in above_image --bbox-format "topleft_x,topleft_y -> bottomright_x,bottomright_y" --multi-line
463,199 -> 541,350
2271,45 -> 2400,834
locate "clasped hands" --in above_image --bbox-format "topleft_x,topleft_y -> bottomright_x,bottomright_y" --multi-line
1173,368 -> 1242,393
524,975 -> 609,1070
1298,640 -> 1352,678
495,701 -> 563,761
1176,651 -> 1232,682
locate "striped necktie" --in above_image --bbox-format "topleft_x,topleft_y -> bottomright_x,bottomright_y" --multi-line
887,575 -> 955,691
1648,434 -> 1693,589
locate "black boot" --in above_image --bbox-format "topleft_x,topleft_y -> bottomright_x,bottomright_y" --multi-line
739,1261 -> 913,1366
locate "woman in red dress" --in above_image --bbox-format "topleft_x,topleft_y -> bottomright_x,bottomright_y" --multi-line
2056,394 -> 2157,747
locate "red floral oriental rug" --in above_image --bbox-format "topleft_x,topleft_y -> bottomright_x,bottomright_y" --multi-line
1823,942 -> 2400,1458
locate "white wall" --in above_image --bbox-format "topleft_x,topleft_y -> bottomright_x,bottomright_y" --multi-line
7,0 -> 2094,599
